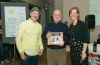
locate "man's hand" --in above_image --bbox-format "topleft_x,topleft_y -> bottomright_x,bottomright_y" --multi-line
39,49 -> 43,56
58,41 -> 64,46
20,52 -> 27,60
46,31 -> 50,38
58,43 -> 64,46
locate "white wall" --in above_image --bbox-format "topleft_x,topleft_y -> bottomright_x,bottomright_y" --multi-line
54,0 -> 63,21
90,26 -> 100,42
55,0 -> 63,11
63,0 -> 89,25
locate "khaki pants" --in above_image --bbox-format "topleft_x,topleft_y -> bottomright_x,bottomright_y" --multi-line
47,48 -> 66,65
66,51 -> 72,65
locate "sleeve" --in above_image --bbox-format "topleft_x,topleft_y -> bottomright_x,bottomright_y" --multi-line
64,25 -> 70,45
82,23 -> 89,43
15,24 -> 25,53
42,23 -> 50,41
39,25 -> 44,50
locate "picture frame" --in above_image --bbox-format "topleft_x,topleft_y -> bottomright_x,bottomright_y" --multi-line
0,2 -> 29,43
48,32 -> 64,45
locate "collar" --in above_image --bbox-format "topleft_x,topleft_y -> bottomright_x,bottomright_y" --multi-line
28,18 -> 37,24
53,21 -> 62,24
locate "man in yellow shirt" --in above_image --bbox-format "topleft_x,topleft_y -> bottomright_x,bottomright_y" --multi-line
16,7 -> 44,65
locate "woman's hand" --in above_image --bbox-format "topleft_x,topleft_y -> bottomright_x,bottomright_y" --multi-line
81,51 -> 86,60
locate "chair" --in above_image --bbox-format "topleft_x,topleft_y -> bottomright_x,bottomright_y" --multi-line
89,52 -> 100,65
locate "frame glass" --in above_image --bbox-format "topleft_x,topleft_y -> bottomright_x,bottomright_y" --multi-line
48,32 -> 64,45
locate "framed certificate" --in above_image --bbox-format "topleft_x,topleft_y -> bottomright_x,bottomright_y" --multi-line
48,32 -> 64,45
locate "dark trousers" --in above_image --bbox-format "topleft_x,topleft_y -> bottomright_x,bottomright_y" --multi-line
0,43 -> 9,60
0,43 -> 4,60
20,54 -> 39,65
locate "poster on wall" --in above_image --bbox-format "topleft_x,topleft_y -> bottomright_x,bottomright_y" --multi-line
1,2 -> 29,43
5,6 -> 26,37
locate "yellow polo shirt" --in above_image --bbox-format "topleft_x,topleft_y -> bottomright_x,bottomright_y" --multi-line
16,18 -> 43,56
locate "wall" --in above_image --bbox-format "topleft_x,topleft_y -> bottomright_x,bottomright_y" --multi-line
63,0 -> 89,25
49,0 -> 54,20
54,0 -> 63,21
22,0 -> 42,6
54,0 -> 100,43
90,26 -> 100,42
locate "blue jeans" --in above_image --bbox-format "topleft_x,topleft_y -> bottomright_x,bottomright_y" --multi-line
20,54 -> 39,65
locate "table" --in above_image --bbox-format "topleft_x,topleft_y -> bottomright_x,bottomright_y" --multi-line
88,43 -> 100,65
88,43 -> 100,54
